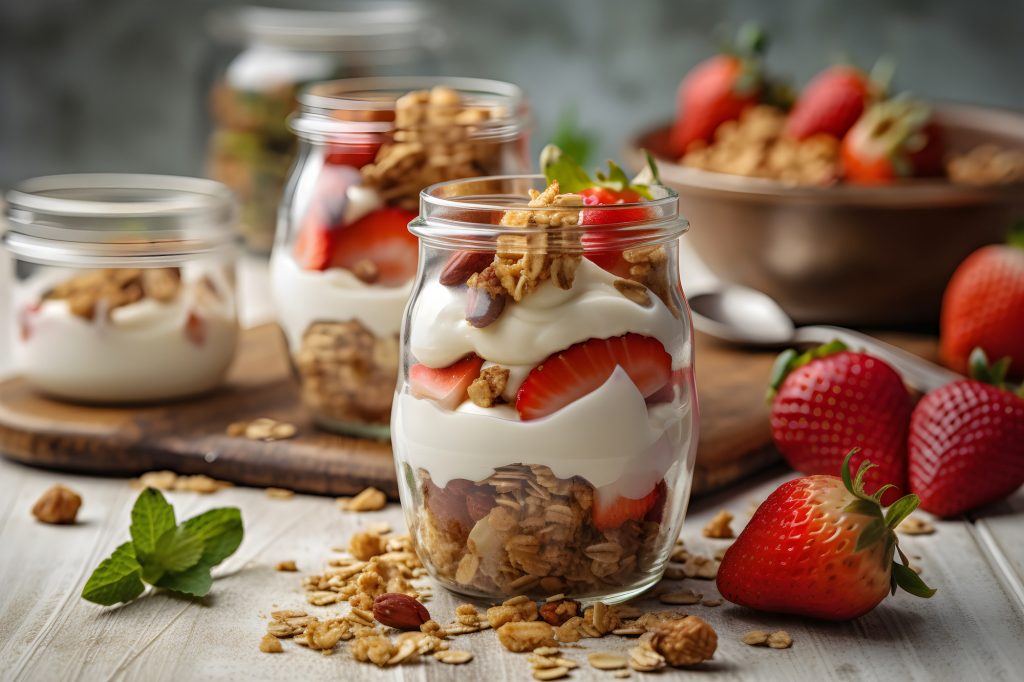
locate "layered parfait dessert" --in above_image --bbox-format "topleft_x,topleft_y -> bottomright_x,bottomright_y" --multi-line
15,266 -> 237,403
271,78 -> 529,437
393,156 -> 698,602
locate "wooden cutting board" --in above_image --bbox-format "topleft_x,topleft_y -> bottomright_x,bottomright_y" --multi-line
0,324 -> 938,498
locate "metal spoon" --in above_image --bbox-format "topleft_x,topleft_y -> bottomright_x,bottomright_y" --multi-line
688,284 -> 962,393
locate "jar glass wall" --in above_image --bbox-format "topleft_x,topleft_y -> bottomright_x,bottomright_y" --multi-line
3,174 -> 240,404
206,4 -> 440,252
392,175 -> 697,603
271,77 -> 530,439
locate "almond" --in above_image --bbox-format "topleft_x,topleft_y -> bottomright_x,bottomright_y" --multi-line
465,287 -> 506,328
439,251 -> 493,286
372,593 -> 430,631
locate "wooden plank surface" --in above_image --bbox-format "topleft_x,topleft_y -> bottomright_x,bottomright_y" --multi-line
1,457 -> 1021,682
0,325 -> 792,499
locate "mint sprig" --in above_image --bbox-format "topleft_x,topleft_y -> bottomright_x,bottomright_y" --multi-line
540,144 -> 658,199
81,488 -> 243,606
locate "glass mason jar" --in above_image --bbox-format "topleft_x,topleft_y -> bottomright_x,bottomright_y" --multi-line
272,77 -> 530,439
392,175 -> 698,603
3,174 -> 240,403
206,4 -> 441,252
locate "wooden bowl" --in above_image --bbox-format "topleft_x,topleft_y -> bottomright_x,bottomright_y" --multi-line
628,103 -> 1024,327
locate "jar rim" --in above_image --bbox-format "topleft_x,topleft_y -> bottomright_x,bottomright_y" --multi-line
291,76 -> 528,143
209,4 -> 432,53
410,174 -> 688,249
3,174 -> 238,265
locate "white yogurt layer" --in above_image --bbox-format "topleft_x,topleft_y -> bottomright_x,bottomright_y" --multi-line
16,281 -> 238,403
270,252 -> 411,349
393,367 -> 694,500
408,258 -> 688,370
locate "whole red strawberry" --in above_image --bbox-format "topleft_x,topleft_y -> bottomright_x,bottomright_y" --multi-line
841,98 -> 945,183
940,226 -> 1024,379
769,341 -> 912,505
785,65 -> 876,140
908,349 -> 1024,517
669,25 -> 767,156
717,450 -> 936,620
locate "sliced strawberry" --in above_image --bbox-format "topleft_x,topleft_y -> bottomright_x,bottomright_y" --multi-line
294,223 -> 335,271
292,164 -> 363,271
327,207 -> 419,286
643,480 -> 669,524
184,312 -> 206,347
410,355 -> 485,410
592,483 -> 661,530
325,142 -> 382,169
515,334 -> 672,421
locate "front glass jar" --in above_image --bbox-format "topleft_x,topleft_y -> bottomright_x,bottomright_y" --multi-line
206,4 -> 440,252
271,77 -> 530,439
392,175 -> 698,603
3,174 -> 240,404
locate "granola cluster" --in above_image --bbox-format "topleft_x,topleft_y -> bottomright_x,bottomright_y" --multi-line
43,268 -> 188,321
947,144 -> 1024,185
292,320 -> 399,430
360,85 -> 507,212
415,464 -> 665,599
681,105 -> 840,186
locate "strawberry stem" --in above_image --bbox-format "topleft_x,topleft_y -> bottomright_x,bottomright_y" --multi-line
968,347 -> 1012,388
1008,220 -> 1024,250
767,339 -> 848,399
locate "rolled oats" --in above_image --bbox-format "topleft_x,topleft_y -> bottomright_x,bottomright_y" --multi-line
588,652 -> 629,670
659,589 -> 702,605
266,487 -> 295,500
767,630 -> 793,649
628,640 -> 666,672
897,515 -> 936,535
742,630 -> 770,646
533,666 -> 570,681
434,649 -> 473,664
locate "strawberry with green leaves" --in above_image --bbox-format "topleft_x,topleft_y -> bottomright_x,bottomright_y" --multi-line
841,98 -> 945,183
940,224 -> 1024,379
541,144 -> 660,275
908,349 -> 1024,517
669,24 -> 768,156
717,450 -> 935,621
785,63 -> 886,140
769,340 -> 912,505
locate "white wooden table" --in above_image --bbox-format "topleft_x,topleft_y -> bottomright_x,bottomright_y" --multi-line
1,457 -> 1022,682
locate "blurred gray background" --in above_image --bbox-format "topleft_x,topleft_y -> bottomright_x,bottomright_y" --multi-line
1,0 -> 1023,188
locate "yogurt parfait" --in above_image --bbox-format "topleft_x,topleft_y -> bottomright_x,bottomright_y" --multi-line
4,174 -> 239,404
271,77 -> 530,438
393,160 -> 698,602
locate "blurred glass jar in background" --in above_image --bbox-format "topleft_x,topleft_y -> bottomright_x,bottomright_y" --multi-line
3,174 -> 240,403
271,77 -> 531,438
206,4 -> 440,252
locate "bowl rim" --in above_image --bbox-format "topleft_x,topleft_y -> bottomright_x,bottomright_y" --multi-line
628,101 -> 1024,207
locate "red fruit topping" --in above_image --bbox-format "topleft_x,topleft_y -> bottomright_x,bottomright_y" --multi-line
326,207 -> 419,286
325,142 -> 382,169
184,312 -> 206,347
410,355 -> 485,410
515,334 -> 672,421
717,451 -> 935,621
785,65 -> 873,140
940,232 -> 1024,378
769,343 -> 911,506
592,482 -> 662,530
908,350 -> 1024,517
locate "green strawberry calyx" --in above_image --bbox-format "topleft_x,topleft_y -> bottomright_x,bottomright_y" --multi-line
1007,220 -> 1024,250
839,449 -> 937,600
540,144 -> 658,200
767,339 -> 848,400
968,347 -> 1024,397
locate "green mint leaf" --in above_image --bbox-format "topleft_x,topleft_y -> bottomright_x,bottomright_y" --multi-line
550,106 -> 595,167
884,494 -> 921,529
151,525 -> 206,574
892,562 -> 937,598
540,144 -> 594,194
130,488 -> 176,560
155,563 -> 214,598
81,541 -> 145,606
179,507 -> 244,569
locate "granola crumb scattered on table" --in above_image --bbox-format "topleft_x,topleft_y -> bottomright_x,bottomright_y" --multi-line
497,621 -> 557,652
266,487 -> 295,500
259,633 -> 284,653
338,487 -> 388,512
702,510 -> 735,538
651,615 -> 717,667
275,560 -> 298,572
897,515 -> 936,535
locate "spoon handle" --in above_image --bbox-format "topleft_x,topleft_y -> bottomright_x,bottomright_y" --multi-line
794,325 -> 963,393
